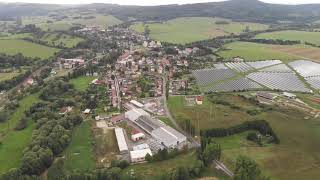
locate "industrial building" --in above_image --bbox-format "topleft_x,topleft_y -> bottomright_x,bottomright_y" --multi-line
131,132 -> 145,142
126,108 -> 187,149
130,148 -> 152,163
115,128 -> 129,154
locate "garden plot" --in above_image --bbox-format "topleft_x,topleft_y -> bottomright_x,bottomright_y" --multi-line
225,62 -> 254,72
247,60 -> 282,69
193,68 -> 235,86
289,60 -> 320,77
305,76 -> 320,89
259,64 -> 293,73
208,78 -> 262,92
247,72 -> 311,92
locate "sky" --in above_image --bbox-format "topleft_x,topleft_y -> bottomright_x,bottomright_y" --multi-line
1,0 -> 320,5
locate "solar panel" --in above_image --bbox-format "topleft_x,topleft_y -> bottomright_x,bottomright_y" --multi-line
289,60 -> 320,77
208,78 -> 262,92
193,68 -> 235,86
247,60 -> 282,69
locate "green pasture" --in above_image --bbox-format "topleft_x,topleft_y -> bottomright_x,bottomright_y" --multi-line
70,76 -> 96,91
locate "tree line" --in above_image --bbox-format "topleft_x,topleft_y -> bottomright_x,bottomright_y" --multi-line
200,120 -> 280,144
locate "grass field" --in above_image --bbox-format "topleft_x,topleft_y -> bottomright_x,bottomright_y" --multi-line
0,71 -> 22,82
0,39 -> 60,59
0,93 -> 40,173
23,14 -> 122,32
168,94 -> 320,180
62,121 -> 95,172
131,17 -> 269,44
255,30 -> 320,45
122,151 -> 198,178
70,76 -> 96,91
217,41 -> 310,61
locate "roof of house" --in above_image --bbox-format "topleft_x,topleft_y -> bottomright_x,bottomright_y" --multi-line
130,148 -> 152,159
131,132 -> 145,139
130,100 -> 144,108
196,96 -> 204,101
115,128 -> 128,152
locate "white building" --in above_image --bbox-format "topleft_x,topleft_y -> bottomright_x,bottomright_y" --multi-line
151,126 -> 187,149
131,132 -> 145,142
130,148 -> 152,163
130,100 -> 144,108
115,128 -> 129,154
125,108 -> 150,121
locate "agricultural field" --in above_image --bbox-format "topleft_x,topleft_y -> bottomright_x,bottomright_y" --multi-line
62,121 -> 95,172
131,17 -> 269,44
70,76 -> 96,91
168,94 -> 320,180
0,94 -> 40,173
217,41 -> 320,61
0,39 -> 60,59
255,30 -> 320,45
1,32 -> 84,48
22,14 -> 122,31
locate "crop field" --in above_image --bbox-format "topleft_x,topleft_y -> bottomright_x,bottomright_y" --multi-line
255,30 -> 320,45
0,94 -> 40,173
0,39 -> 60,59
168,94 -> 320,180
70,76 -> 96,91
62,121 -> 95,172
131,17 -> 269,44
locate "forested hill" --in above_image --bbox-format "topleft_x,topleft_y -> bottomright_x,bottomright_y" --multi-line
1,0 -> 320,24
95,0 -> 320,23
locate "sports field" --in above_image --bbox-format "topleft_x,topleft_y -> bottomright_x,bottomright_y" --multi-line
131,17 -> 269,44
0,39 -> 60,59
255,30 -> 320,45
217,41 -> 313,61
168,94 -> 320,180
70,76 -> 96,91
0,94 -> 40,173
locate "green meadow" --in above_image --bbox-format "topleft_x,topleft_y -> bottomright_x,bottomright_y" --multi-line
131,17 -> 269,44
255,30 -> 320,45
0,39 -> 60,59
0,93 -> 40,173
168,94 -> 320,180
70,76 -> 96,91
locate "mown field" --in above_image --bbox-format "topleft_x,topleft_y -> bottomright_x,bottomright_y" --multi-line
217,41 -> 320,61
70,76 -> 96,91
131,17 -> 269,44
0,93 -> 40,173
61,121 -> 95,172
255,30 -> 320,46
168,94 -> 320,180
0,39 -> 60,59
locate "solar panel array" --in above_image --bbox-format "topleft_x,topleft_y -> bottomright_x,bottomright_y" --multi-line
305,76 -> 320,89
289,60 -> 320,77
225,62 -> 254,72
247,60 -> 282,69
247,72 -> 310,92
193,68 -> 235,86
259,64 -> 293,73
208,78 -> 262,92
214,63 -> 228,69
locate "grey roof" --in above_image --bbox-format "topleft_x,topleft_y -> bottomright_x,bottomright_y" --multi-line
151,126 -> 187,148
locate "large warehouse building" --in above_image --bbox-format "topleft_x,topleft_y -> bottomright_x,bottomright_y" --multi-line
115,128 -> 129,154
125,108 -> 187,149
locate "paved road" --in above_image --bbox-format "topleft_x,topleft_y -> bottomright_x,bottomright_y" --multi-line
162,75 -> 200,148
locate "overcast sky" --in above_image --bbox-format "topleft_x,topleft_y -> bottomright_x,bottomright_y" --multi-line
1,0 -> 320,5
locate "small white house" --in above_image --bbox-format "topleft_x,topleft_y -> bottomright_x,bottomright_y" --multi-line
130,148 -> 152,163
282,92 -> 296,99
83,109 -> 91,114
131,132 -> 145,142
